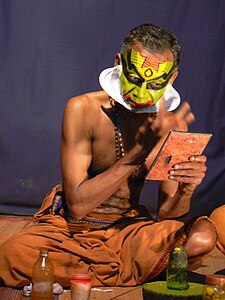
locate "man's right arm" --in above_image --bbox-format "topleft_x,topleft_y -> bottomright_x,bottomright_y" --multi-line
61,96 -> 140,220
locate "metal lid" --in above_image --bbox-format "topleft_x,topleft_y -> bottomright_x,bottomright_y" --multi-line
206,274 -> 225,285
40,249 -> 48,257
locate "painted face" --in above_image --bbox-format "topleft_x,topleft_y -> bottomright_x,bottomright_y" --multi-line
120,46 -> 175,108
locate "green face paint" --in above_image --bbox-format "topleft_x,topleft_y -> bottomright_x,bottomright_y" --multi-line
120,46 -> 175,108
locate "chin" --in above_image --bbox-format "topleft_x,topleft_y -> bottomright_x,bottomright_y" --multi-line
124,95 -> 153,108
129,100 -> 153,109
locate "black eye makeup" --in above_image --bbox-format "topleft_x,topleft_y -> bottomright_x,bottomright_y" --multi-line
146,79 -> 170,90
127,74 -> 143,86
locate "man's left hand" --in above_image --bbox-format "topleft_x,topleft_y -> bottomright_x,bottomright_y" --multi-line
168,155 -> 207,193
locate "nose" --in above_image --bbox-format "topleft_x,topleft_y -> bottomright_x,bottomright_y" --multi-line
133,83 -> 147,99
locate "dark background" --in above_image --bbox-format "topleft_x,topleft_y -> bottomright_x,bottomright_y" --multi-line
0,0 -> 224,216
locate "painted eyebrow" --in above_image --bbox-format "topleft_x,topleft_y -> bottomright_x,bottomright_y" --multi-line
121,55 -> 144,85
146,66 -> 176,84
146,73 -> 169,82
123,52 -> 144,80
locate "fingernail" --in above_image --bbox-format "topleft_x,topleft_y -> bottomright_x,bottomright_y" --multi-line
174,164 -> 180,169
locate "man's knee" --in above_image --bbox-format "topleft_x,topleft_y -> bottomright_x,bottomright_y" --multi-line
185,219 -> 217,257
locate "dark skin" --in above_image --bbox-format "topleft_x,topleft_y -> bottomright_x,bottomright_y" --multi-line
61,47 -> 217,263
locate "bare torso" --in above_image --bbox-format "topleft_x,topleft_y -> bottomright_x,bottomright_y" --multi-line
85,91 -> 149,214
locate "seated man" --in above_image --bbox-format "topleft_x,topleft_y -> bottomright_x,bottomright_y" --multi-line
0,23 -> 217,288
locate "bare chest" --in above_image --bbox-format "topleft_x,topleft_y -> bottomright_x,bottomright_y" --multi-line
89,107 -> 138,176
87,107 -> 147,213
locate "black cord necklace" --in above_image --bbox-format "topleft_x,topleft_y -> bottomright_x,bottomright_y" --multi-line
111,99 -> 145,175
111,98 -> 157,176
113,103 -> 125,161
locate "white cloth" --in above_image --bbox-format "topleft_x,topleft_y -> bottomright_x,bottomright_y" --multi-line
99,65 -> 181,113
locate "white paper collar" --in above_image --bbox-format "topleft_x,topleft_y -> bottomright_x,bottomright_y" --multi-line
99,65 -> 180,113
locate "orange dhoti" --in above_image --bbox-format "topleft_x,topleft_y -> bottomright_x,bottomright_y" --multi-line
0,185 -> 213,288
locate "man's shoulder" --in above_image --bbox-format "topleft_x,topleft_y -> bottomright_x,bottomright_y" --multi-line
65,90 -> 109,111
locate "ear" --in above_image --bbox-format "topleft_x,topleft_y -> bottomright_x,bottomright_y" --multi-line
169,71 -> 178,85
114,53 -> 121,67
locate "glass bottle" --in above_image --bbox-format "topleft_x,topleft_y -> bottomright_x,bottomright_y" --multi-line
32,249 -> 54,300
202,274 -> 225,299
166,244 -> 189,290
70,273 -> 92,300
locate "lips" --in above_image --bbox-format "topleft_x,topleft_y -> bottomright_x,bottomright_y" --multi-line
124,94 -> 153,108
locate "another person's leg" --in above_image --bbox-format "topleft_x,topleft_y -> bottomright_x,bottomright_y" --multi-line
184,218 -> 217,269
210,205 -> 225,254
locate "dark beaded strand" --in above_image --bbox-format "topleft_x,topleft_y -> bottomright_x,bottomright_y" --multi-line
111,99 -> 150,172
114,107 -> 125,160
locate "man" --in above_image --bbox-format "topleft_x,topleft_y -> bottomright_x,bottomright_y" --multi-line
0,24 -> 217,287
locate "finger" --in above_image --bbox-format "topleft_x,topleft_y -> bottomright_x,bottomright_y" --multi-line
171,167 -> 207,177
156,99 -> 168,122
168,175 -> 203,185
189,155 -> 207,163
172,160 -> 207,170
169,169 -> 206,178
138,116 -> 154,133
184,111 -> 195,124
158,99 -> 166,113
176,102 -> 191,118
176,102 -> 195,123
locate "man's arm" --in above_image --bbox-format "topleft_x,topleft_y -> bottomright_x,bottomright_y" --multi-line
61,95 -> 149,220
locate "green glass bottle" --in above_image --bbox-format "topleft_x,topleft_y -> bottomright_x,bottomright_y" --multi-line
166,244 -> 189,290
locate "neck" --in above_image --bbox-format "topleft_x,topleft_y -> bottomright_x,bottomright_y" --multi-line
112,100 -> 149,156
114,101 -> 150,123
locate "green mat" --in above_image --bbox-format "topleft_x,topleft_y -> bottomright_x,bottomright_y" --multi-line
142,281 -> 203,300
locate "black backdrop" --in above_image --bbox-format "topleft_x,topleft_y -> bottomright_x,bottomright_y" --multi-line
0,0 -> 224,216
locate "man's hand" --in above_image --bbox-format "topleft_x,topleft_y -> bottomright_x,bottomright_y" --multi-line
132,100 -> 195,165
151,100 -> 195,137
168,154 -> 207,193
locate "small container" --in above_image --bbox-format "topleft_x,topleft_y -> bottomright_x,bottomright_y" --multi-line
166,244 -> 189,290
202,274 -> 225,299
70,273 -> 92,300
22,284 -> 32,297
